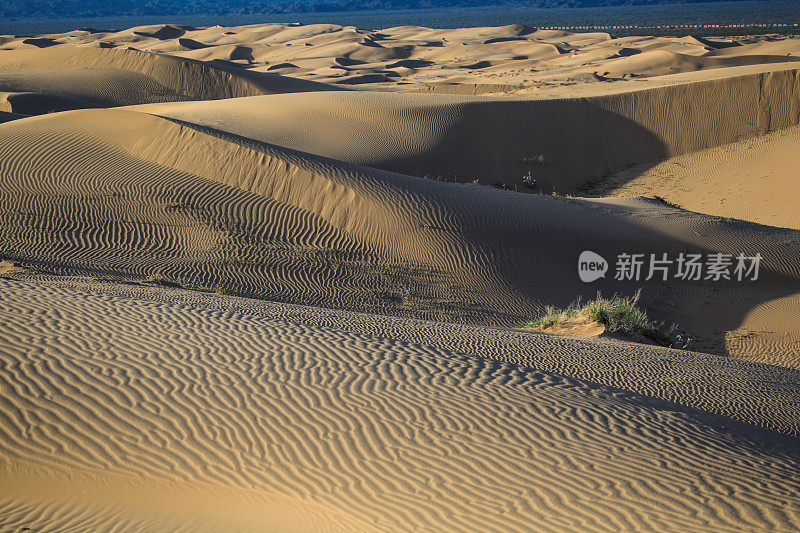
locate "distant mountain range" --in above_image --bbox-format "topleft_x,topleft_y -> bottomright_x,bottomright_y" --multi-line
0,0 -> 762,19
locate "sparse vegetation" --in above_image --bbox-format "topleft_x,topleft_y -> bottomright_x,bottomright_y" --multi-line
521,171 -> 536,189
380,284 -> 415,305
213,283 -> 229,295
523,290 -> 692,349
652,195 -> 684,209
522,154 -> 545,166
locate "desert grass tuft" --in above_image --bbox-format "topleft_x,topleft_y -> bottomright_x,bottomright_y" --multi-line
524,290 -> 688,348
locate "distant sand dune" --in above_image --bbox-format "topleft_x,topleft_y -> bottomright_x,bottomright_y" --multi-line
0,46 -> 340,111
3,23 -> 798,88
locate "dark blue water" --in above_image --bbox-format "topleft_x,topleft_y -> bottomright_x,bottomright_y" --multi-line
1,1 -> 798,35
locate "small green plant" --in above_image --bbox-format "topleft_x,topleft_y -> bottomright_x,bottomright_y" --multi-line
399,285 -> 414,304
213,283 -> 229,295
523,290 -> 686,348
653,195 -> 684,209
521,171 -> 536,189
671,331 -> 694,351
380,285 -> 415,305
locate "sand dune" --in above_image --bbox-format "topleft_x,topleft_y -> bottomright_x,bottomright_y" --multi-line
130,61 -> 800,192
3,23 -> 798,88
588,124 -> 800,232
2,22 -> 800,531
0,45 -> 339,114
1,106 -> 799,359
1,277 -> 799,532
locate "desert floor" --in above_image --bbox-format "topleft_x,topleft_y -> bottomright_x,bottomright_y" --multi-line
1,23 -> 799,531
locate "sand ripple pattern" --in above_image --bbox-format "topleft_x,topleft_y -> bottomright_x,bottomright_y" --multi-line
1,278 -> 800,532
1,107 -> 800,358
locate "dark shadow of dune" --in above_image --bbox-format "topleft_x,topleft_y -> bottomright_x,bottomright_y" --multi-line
0,110 -> 25,123
336,74 -> 391,84
21,38 -> 59,48
209,58 -> 248,69
483,37 -> 528,44
335,56 -> 367,67
373,98 -> 668,193
230,46 -> 254,62
134,25 -> 191,40
3,92 -> 102,115
460,61 -> 493,69
384,64 -> 799,194
267,62 -> 299,70
386,59 -> 435,69
694,35 -> 742,50
178,38 -> 210,50
614,47 -> 642,57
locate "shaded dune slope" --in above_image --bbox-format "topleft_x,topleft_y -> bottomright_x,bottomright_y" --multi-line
0,46 -> 340,113
1,279 -> 799,531
136,63 -> 800,192
1,108 -> 799,357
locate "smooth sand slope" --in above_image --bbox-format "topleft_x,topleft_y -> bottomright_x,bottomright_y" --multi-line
1,277 -> 799,532
587,123 -> 800,231
131,62 -> 800,192
1,107 -> 800,361
0,45 -> 339,114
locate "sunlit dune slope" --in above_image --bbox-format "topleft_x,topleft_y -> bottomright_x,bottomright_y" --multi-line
589,124 -> 800,231
1,278 -> 799,531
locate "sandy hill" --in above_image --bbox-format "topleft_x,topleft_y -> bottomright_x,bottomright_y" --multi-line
2,23 -> 799,89
2,27 -> 799,192
1,277 -> 799,531
0,44 -> 339,114
0,105 -> 799,362
586,123 -> 800,231
1,22 -> 800,532
129,61 -> 800,193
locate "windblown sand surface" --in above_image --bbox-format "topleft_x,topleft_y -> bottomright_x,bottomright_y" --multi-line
1,276 -> 799,531
1,21 -> 800,531
587,124 -> 800,231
